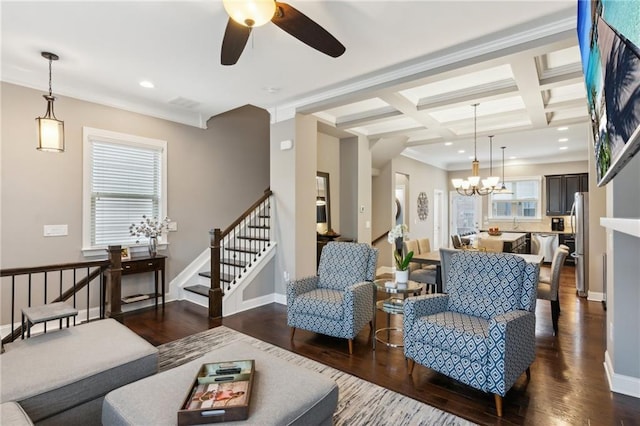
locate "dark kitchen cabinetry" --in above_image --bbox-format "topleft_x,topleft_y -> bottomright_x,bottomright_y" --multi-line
545,173 -> 589,216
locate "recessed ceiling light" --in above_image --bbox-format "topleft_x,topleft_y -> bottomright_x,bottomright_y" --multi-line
558,138 -> 569,142
139,80 -> 154,89
509,156 -> 517,160
558,126 -> 569,131
263,86 -> 280,94
559,146 -> 569,150
444,142 -> 453,146
458,150 -> 465,154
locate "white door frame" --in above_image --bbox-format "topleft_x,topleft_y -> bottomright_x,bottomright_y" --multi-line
433,189 -> 445,249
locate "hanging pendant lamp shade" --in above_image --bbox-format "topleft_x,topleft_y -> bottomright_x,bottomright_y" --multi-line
496,146 -> 514,194
36,52 -> 64,152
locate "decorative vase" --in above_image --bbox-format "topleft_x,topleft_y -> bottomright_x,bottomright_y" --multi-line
395,269 -> 409,284
148,236 -> 158,257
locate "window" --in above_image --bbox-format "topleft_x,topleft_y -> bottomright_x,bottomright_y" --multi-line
489,177 -> 541,220
83,127 -> 167,255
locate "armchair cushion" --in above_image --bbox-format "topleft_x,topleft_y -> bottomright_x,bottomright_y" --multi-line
446,251 -> 527,320
291,288 -> 345,320
318,243 -> 372,291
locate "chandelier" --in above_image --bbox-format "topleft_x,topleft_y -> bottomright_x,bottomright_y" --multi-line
451,104 -> 499,196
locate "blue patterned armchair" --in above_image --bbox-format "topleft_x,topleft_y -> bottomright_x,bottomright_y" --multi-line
403,251 -> 539,416
287,242 -> 378,354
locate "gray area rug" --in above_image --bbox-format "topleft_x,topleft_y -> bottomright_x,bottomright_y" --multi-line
158,326 -> 475,426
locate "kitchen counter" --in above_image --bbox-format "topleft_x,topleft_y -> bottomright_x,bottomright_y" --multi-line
476,231 -> 527,242
481,229 -> 574,235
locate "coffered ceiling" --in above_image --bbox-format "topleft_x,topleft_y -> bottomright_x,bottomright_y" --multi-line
1,1 -> 589,171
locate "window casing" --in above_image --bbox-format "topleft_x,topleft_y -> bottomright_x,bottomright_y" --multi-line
83,127 -> 167,256
489,177 -> 542,220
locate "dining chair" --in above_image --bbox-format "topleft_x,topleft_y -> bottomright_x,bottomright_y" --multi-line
413,238 -> 437,293
451,235 -> 462,249
478,238 -> 504,252
537,246 -> 569,335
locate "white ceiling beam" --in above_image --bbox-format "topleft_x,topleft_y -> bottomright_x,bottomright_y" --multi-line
367,126 -> 425,140
335,106 -> 403,129
378,92 -> 456,139
510,55 -> 548,127
415,80 -> 519,111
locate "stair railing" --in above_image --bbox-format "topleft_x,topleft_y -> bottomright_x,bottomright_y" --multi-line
209,188 -> 272,319
1,246 -> 122,347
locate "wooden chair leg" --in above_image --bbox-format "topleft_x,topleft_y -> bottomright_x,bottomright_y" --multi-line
494,394 -> 503,417
290,327 -> 296,341
348,339 -> 353,355
407,359 -> 415,375
551,300 -> 560,335
526,367 -> 531,380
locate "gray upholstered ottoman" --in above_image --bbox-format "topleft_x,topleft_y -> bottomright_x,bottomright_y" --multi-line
103,341 -> 339,426
0,319 -> 158,424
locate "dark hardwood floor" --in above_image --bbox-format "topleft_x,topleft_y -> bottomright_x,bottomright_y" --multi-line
122,266 -> 640,425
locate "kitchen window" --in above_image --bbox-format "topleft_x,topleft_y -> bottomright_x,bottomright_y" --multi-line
82,127 -> 167,255
489,177 -> 541,220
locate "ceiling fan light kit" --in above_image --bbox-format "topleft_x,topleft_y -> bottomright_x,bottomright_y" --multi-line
223,0 -> 276,27
221,0 -> 345,65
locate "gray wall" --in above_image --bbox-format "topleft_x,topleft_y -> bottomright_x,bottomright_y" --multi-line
1,82 -> 269,316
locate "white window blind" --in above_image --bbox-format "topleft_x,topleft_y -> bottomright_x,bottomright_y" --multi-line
83,127 -> 167,253
489,178 -> 541,220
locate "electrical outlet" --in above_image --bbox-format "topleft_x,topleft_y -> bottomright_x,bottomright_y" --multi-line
283,271 -> 290,282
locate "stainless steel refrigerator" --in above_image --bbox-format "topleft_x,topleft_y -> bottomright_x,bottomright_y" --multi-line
570,192 -> 589,297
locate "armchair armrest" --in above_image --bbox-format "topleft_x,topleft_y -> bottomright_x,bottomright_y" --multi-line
403,294 -> 449,326
287,276 -> 319,307
486,310 -> 536,396
344,281 -> 375,336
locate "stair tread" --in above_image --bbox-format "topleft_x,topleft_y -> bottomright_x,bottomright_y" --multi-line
198,271 -> 234,282
221,258 -> 248,267
225,247 -> 259,254
184,284 -> 209,297
237,235 -> 269,242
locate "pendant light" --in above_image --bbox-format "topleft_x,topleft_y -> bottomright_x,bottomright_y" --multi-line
451,104 -> 499,196
36,52 -> 64,152
495,146 -> 513,194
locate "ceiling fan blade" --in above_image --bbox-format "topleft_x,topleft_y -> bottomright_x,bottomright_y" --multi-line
221,18 -> 252,65
272,2 -> 345,58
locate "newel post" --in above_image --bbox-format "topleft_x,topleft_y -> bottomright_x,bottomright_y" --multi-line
106,245 -> 124,322
209,229 -> 223,319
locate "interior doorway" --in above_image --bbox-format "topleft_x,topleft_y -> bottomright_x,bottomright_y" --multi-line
450,192 -> 481,236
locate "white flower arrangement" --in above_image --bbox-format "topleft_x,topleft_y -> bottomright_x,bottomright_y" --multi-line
129,215 -> 171,243
387,224 -> 413,271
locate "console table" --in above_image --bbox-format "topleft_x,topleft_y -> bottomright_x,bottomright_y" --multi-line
121,255 -> 166,308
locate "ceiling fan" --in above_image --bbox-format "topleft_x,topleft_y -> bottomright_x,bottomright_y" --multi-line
221,0 -> 346,65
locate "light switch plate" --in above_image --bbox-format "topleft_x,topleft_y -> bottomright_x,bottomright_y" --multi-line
280,139 -> 293,150
44,224 -> 68,237
168,221 -> 178,231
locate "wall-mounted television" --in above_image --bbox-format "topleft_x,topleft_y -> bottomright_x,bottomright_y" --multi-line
577,0 -> 640,187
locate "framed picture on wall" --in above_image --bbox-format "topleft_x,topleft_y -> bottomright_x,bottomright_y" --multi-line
121,247 -> 131,261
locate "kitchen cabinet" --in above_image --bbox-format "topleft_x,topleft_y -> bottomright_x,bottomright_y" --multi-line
545,173 -> 589,216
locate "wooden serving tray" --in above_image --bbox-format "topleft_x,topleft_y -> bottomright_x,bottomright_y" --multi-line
178,360 -> 255,425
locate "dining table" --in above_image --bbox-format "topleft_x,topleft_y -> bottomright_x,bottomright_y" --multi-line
410,250 -> 545,293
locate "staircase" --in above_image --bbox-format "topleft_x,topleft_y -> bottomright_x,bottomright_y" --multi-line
181,189 -> 274,317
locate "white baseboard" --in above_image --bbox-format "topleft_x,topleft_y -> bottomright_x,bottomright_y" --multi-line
587,291 -> 605,302
604,350 -> 640,398
274,293 -> 286,305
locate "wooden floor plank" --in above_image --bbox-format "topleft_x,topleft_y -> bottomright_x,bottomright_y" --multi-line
122,266 -> 640,425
